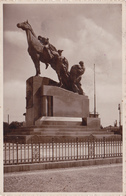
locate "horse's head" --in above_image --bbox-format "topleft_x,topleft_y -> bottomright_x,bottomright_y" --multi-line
17,20 -> 32,31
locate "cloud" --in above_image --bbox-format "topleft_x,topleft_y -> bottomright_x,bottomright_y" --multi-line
77,17 -> 121,66
4,30 -> 27,49
51,16 -> 121,81
4,80 -> 26,122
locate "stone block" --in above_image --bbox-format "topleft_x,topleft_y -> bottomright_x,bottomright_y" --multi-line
42,85 -> 89,118
25,76 -> 89,126
87,117 -> 101,128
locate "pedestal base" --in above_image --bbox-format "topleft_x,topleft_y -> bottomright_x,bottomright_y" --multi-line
26,76 -> 89,126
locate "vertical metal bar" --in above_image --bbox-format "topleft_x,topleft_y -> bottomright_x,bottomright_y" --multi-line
103,137 -> 105,158
52,138 -> 54,162
71,139 -> 72,159
119,139 -> 120,156
120,140 -> 122,156
76,137 -> 78,160
109,139 -> 110,157
112,139 -> 114,156
116,139 -> 117,156
12,143 -> 14,164
80,139 -> 81,159
82,139 -> 84,159
93,138 -> 95,159
21,143 -> 22,163
106,139 -> 107,157
85,140 -> 87,159
68,139 -> 69,160
88,138 -> 89,159
100,139 -> 102,158
9,143 -> 10,164
25,144 -> 28,163
39,142 -> 40,162
39,143 -> 41,162
31,142 -> 33,163
24,143 -> 26,163
59,142 -> 60,161
96,138 -> 97,158
45,142 -> 47,161
98,138 -> 100,158
74,140 -> 75,159
42,142 -> 44,162
111,138 -> 112,157
62,141 -> 63,160
49,142 -> 50,161
113,139 -> 114,156
65,140 -> 66,160
98,139 -> 100,158
101,139 -> 102,157
118,139 -> 119,156
4,143 -> 6,164
117,139 -> 119,156
28,143 -> 29,163
115,139 -> 117,156
55,142 -> 57,161
16,141 -> 18,164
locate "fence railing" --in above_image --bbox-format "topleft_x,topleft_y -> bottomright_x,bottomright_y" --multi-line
3,136 -> 122,165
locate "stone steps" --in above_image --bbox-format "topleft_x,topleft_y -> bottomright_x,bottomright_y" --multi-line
8,127 -> 111,135
5,120 -> 119,144
35,119 -> 83,126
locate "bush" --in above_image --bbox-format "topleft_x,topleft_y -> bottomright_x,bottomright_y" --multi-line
3,122 -> 9,135
9,121 -> 23,129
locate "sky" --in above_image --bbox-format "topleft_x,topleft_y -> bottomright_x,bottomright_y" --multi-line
3,3 -> 122,127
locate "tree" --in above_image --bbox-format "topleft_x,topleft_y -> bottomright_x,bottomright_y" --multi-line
9,121 -> 23,129
3,122 -> 9,135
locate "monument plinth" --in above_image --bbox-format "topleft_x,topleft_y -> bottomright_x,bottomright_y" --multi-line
5,75 -> 119,144
4,20 -> 120,144
26,76 -> 89,126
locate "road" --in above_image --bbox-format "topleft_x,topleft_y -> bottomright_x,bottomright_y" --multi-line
4,163 -> 122,192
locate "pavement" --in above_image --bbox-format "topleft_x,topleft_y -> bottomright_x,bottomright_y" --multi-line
4,163 -> 122,193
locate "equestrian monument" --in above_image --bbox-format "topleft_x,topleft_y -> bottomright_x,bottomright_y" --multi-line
6,20 -> 116,143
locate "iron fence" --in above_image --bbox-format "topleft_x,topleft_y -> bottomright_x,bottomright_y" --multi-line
3,136 -> 122,165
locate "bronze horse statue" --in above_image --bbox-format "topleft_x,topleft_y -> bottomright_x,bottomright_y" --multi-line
17,20 -> 69,86
17,20 -> 85,95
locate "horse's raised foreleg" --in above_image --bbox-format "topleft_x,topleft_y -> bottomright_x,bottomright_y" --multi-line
31,54 -> 41,76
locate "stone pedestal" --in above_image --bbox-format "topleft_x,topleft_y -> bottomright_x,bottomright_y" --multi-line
5,77 -> 122,144
26,76 -> 89,126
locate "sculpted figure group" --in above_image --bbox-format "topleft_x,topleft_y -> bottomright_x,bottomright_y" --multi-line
17,20 -> 85,95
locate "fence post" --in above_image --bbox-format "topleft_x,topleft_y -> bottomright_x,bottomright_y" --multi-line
88,138 -> 89,159
4,142 -> 6,164
103,137 -> 105,158
16,137 -> 18,164
93,137 -> 95,159
31,140 -> 33,163
52,138 -> 54,162
76,137 -> 78,160
38,140 -> 40,162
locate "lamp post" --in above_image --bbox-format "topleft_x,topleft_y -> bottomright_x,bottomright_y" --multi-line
94,64 -> 96,117
118,104 -> 121,127
8,114 -> 9,124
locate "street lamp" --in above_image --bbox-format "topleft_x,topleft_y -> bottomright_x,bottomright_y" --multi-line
118,104 -> 121,127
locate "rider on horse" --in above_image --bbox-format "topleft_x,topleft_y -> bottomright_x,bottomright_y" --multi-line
38,35 -> 60,68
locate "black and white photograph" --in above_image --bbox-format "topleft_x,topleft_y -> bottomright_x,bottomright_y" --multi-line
1,1 -> 125,194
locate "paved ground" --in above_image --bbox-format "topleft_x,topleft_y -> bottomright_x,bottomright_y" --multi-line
4,163 -> 122,192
